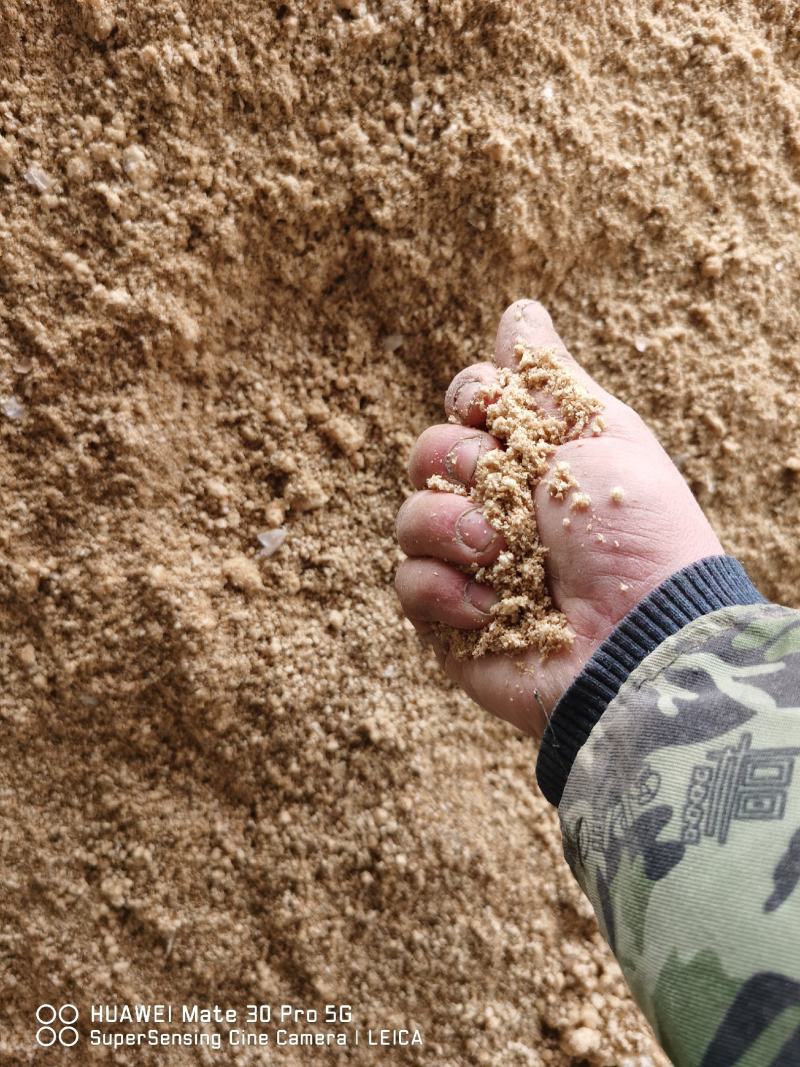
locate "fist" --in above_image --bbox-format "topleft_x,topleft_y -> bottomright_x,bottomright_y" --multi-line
395,301 -> 722,736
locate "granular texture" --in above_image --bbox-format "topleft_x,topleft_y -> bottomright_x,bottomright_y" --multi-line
2,1 -> 800,1065
439,344 -> 602,659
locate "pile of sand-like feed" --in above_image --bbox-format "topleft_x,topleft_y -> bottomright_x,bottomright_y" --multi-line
1,2 -> 798,1063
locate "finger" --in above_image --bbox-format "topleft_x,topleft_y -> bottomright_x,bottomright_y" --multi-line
408,425 -> 501,491
395,557 -> 497,629
442,649 -> 547,735
443,635 -> 597,737
444,362 -> 501,427
410,622 -> 448,669
494,299 -> 607,399
494,299 -> 623,438
397,490 -> 505,566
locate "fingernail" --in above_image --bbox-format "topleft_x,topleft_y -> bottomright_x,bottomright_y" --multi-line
447,377 -> 483,421
455,507 -> 498,552
465,580 -> 497,614
444,435 -> 485,485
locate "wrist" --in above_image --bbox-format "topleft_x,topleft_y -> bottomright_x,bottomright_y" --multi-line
536,555 -> 766,806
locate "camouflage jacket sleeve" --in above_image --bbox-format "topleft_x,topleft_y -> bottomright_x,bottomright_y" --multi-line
558,604 -> 800,1067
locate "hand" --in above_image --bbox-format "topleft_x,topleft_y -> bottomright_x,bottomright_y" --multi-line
395,301 -> 723,737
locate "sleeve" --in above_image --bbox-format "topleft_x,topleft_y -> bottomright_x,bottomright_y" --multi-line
538,558 -> 800,1067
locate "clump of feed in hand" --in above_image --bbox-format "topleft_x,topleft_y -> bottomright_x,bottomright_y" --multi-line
570,491 -> 592,511
427,472 -> 468,496
547,461 -> 579,500
430,343 -> 603,658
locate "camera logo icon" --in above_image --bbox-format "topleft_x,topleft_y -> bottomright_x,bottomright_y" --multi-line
35,1004 -> 80,1047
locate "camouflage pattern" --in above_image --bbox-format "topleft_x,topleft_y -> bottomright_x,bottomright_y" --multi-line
558,605 -> 800,1066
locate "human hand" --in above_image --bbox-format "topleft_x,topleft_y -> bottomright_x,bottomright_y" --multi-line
395,301 -> 723,737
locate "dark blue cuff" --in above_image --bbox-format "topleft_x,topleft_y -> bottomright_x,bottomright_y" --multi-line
535,555 -> 766,807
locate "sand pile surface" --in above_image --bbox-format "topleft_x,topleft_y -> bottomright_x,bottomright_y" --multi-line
1,2 -> 799,1063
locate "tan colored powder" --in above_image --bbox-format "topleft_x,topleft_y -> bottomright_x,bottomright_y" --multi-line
548,461 -> 580,500
2,1 -> 799,1063
570,491 -> 593,512
441,344 -> 602,659
427,472 -> 469,496
221,554 -> 264,594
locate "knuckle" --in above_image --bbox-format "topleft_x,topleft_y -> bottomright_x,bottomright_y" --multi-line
406,434 -> 427,482
395,557 -> 421,596
444,371 -> 469,412
395,494 -> 414,532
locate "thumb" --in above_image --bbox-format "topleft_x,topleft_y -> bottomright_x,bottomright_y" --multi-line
494,299 -> 611,404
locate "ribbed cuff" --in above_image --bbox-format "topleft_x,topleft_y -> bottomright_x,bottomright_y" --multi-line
536,555 -> 766,807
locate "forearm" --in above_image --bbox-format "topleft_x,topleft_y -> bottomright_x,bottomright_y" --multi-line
541,561 -> 800,1066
